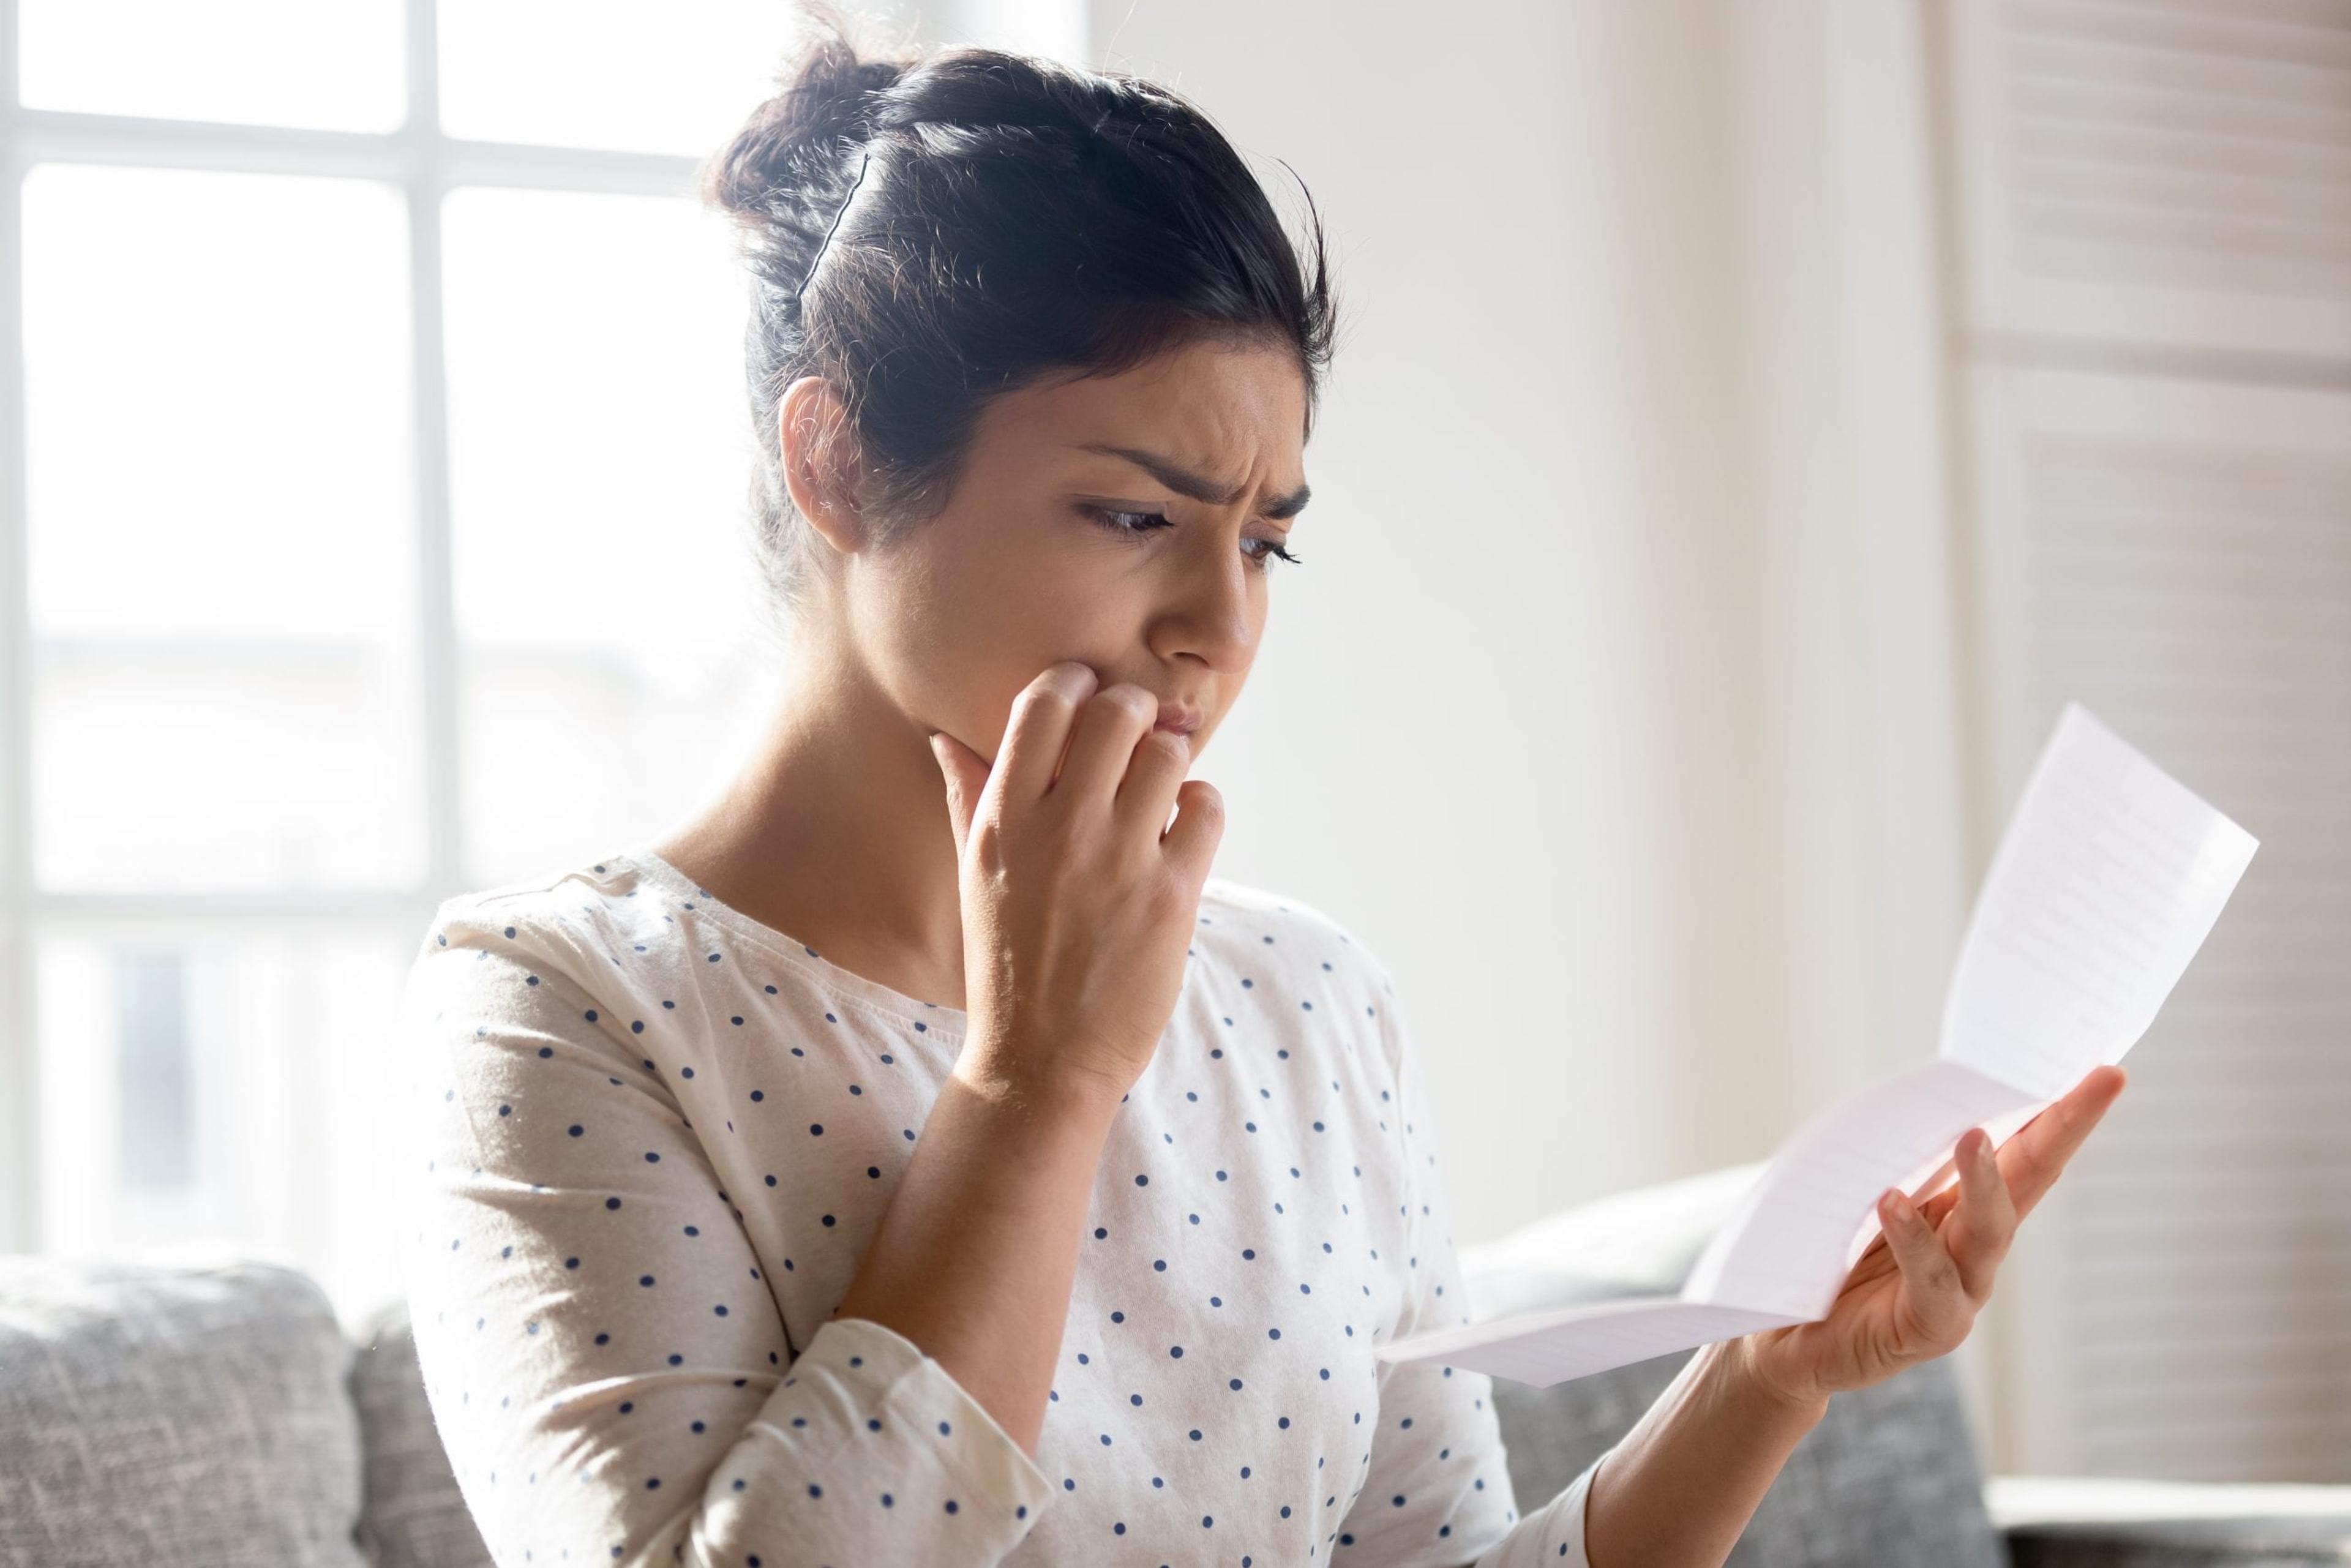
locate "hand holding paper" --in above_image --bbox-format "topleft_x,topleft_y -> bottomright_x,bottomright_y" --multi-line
1376,703 -> 2259,1389
1738,1060 -> 2125,1403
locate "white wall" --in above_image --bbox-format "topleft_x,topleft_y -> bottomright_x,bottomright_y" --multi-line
1068,0 -> 1742,1232
1064,0 -> 1969,1250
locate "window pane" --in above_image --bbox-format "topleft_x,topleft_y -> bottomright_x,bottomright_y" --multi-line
36,648 -> 427,890
437,0 -> 800,156
36,928 -> 414,1325
441,187 -> 778,883
18,0 -> 405,133
23,165 -> 423,891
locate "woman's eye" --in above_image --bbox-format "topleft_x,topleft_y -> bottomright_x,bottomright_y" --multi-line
1090,508 -> 1169,534
1242,538 -> 1303,572
1084,506 -> 1303,573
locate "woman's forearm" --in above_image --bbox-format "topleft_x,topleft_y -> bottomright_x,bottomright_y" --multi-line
1580,1338 -> 1830,1567
829,1044 -> 1120,1458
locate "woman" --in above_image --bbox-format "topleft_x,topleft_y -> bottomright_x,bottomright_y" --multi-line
396,9 -> 2124,1566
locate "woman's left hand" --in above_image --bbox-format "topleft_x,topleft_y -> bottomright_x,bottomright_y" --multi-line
1733,1063 -> 2129,1405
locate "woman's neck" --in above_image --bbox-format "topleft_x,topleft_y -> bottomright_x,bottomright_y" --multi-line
649,642 -> 970,1011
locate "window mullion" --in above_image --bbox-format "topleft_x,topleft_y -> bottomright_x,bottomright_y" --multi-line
407,0 -> 462,896
1,0 -> 41,1254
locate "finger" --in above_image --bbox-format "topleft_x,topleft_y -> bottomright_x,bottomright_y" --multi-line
928,729 -> 991,861
1051,682 -> 1160,806
1940,1127 -> 2019,1301
1159,778 -> 1226,887
1859,1071 -> 2126,1270
1878,1186 -> 1970,1344
1114,726 -> 1193,838
1903,1154 -> 1965,1220
996,662 -> 1099,804
1900,1176 -> 1965,1248
2000,1065 -> 2128,1225
1847,1153 -> 1970,1275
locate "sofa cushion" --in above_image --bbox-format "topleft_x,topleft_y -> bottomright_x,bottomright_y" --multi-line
1493,1348 -> 2008,1567
0,1257 -> 368,1568
350,1301 -> 492,1568
1461,1161 -> 1768,1318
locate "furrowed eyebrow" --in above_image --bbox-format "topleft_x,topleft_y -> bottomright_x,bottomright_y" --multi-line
1077,441 -> 1311,520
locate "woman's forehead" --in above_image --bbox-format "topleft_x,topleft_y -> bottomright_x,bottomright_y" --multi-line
990,342 -> 1310,470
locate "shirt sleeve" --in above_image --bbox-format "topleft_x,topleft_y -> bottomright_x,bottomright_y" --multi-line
1331,965 -> 1605,1568
394,913 -> 1057,1568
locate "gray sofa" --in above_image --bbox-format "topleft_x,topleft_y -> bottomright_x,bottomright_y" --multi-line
0,1253 -> 1978,1567
10,1256 -> 2347,1567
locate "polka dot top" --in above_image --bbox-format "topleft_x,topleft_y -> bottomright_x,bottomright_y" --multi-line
396,844 -> 1600,1567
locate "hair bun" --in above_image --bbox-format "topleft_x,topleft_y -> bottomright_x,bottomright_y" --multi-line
700,1 -> 913,225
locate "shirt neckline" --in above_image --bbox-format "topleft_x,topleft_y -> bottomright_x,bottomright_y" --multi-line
612,843 -> 972,1038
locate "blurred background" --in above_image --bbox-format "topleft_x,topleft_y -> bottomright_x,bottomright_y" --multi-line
0,0 -> 2342,1487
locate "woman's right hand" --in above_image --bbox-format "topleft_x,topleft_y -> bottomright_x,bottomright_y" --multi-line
926,660 -> 1224,1114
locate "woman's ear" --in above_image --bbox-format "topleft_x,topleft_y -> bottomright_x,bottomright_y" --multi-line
778,375 -> 872,555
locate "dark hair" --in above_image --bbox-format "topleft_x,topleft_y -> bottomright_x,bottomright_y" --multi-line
699,1 -> 1340,622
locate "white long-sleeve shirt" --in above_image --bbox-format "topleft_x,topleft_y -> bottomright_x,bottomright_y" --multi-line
396,844 -> 1600,1566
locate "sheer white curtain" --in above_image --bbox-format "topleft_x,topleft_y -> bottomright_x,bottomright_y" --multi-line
1942,0 -> 2351,1483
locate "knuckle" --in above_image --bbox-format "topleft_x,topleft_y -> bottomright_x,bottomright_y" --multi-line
1019,678 -> 1078,715
1929,1253 -> 1963,1293
1003,699 -> 1060,748
967,825 -> 1008,879
1898,1228 -> 1952,1280
1097,683 -> 1157,724
968,808 -> 1008,849
1148,871 -> 1201,923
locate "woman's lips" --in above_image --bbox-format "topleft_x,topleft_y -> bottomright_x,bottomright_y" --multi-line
1155,705 -> 1203,735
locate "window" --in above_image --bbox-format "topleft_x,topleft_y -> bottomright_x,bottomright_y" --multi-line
0,1 -> 843,1325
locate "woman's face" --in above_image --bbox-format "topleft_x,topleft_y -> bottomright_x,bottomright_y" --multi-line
800,336 -> 1311,765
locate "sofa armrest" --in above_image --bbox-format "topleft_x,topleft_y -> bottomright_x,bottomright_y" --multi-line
1989,1476 -> 2351,1567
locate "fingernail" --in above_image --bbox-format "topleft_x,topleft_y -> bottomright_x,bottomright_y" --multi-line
1882,1188 -> 1910,1222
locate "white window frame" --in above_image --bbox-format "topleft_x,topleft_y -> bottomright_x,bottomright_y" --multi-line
0,0 -> 712,1251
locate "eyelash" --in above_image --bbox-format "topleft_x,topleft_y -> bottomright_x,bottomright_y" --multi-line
1082,507 -> 1305,572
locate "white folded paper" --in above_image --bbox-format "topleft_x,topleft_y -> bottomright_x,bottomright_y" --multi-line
1376,702 -> 2259,1389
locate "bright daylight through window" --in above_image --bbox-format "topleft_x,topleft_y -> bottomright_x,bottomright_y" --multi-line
2,0 -> 806,1322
